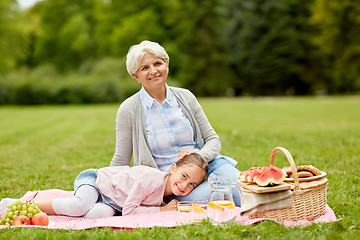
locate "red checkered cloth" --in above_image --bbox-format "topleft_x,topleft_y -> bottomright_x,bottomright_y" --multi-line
0,189 -> 340,229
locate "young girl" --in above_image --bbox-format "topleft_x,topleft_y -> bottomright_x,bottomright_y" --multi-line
0,153 -> 208,219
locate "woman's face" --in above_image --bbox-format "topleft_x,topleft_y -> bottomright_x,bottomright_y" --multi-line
135,52 -> 169,93
168,164 -> 205,196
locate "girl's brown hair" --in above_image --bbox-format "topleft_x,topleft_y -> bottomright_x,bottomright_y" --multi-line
176,153 -> 209,182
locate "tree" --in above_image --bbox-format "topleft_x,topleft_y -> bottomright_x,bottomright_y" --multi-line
169,0 -> 235,96
28,0 -> 97,71
221,0 -> 315,95
0,0 -> 24,73
93,0 -> 169,58
309,0 -> 360,93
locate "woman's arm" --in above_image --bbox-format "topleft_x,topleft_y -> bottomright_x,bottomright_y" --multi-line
110,103 -> 133,166
189,93 -> 221,162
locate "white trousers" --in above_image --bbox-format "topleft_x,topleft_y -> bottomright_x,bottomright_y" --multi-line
52,185 -> 115,219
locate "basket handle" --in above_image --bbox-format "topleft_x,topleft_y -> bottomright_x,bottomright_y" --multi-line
269,147 -> 300,190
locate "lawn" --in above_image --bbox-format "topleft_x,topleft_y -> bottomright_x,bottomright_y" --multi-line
0,96 -> 359,239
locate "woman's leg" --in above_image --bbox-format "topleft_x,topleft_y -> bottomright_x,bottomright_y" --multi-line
38,185 -> 100,217
208,158 -> 241,207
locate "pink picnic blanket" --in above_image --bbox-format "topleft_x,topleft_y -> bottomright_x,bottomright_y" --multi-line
0,189 -> 340,230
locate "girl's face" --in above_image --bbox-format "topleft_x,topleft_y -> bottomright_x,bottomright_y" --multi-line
167,164 -> 205,196
134,52 -> 169,93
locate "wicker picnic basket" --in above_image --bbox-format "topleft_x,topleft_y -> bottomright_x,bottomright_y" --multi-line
248,147 -> 328,221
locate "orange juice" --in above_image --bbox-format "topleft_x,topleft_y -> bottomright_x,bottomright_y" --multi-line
177,206 -> 192,212
177,201 -> 192,213
193,203 -> 207,213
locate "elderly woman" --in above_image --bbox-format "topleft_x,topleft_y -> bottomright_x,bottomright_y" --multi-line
111,40 -> 241,206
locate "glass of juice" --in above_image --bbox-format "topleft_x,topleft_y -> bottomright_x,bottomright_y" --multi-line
177,201 -> 192,213
192,198 -> 208,221
192,198 -> 208,213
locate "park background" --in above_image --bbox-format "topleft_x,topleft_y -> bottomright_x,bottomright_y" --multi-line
1,1 -> 360,239
1,0 -> 360,105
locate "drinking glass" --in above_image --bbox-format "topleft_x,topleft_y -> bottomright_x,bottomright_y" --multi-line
177,201 -> 192,213
192,198 -> 208,213
192,198 -> 208,222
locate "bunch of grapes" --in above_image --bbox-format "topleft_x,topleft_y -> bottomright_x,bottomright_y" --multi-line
0,200 -> 41,226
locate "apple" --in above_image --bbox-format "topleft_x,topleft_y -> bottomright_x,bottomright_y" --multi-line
12,215 -> 31,226
31,212 -> 49,226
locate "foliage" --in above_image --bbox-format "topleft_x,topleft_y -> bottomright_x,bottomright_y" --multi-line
221,0 -> 316,95
0,0 -> 25,72
0,97 -> 359,238
309,0 -> 360,93
170,0 -> 236,96
0,58 -> 140,104
0,0 -> 360,103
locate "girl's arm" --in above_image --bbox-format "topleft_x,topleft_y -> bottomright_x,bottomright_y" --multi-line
121,183 -> 163,216
120,172 -> 167,216
160,199 -> 178,212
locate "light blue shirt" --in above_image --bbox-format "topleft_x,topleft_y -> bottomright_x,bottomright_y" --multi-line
140,86 -> 200,172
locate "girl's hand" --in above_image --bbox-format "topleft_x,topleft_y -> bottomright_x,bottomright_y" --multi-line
160,199 -> 179,212
177,149 -> 195,161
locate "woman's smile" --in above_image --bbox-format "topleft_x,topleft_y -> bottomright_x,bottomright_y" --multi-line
148,75 -> 161,81
135,52 -> 169,102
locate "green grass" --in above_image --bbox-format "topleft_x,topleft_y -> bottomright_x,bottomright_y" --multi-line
1,96 -> 359,239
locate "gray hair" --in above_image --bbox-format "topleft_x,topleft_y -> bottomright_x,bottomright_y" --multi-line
126,40 -> 169,77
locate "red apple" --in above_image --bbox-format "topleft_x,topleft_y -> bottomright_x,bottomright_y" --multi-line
31,212 -> 49,226
12,215 -> 31,226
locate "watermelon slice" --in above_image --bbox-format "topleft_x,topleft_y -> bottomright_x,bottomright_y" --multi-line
255,165 -> 287,186
238,167 -> 264,183
238,171 -> 247,182
238,166 -> 286,186
247,167 -> 264,183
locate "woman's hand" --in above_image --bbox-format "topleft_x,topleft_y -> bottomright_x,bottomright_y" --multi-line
160,199 -> 179,212
177,148 -> 195,161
